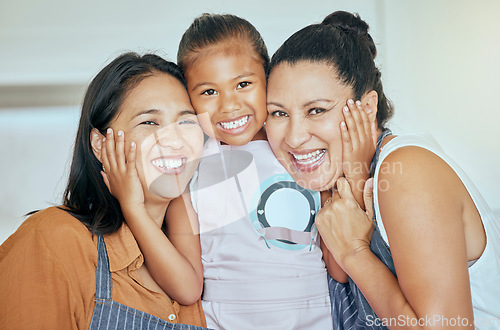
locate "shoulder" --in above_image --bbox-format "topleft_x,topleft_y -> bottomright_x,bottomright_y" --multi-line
375,137 -> 467,234
21,206 -> 92,239
377,133 -> 459,189
2,207 -> 96,263
378,143 -> 464,202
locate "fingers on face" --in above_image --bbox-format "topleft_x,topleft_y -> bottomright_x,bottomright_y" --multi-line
115,129 -> 126,172
342,99 -> 375,150
101,128 -> 137,174
342,100 -> 358,150
356,100 -> 373,142
104,128 -> 117,172
126,141 -> 137,175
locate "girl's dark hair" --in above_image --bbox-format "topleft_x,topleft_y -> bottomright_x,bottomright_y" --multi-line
62,52 -> 185,235
269,11 -> 393,129
177,13 -> 269,73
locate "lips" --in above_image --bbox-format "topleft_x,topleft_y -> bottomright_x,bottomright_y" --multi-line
151,156 -> 187,175
289,149 -> 326,172
216,115 -> 251,135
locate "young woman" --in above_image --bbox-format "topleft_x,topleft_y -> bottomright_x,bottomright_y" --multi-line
265,10 -> 500,329
0,52 -> 208,329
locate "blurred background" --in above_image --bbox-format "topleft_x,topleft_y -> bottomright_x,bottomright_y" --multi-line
1,0 -> 499,243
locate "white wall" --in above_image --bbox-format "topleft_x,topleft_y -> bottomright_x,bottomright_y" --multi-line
1,0 -> 499,243
381,0 -> 500,210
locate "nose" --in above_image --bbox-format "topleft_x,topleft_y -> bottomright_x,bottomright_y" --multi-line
284,116 -> 311,148
155,123 -> 183,150
220,92 -> 242,113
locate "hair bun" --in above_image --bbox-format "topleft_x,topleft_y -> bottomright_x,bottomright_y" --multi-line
322,11 -> 368,35
322,11 -> 376,58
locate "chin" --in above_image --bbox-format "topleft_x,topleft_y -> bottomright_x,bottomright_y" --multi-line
148,175 -> 189,199
285,162 -> 338,192
295,175 -> 335,191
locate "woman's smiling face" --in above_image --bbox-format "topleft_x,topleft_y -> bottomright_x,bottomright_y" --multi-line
266,61 -> 354,191
108,72 -> 204,201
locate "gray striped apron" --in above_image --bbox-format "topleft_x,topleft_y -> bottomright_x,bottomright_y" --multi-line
89,235 -> 209,330
329,129 -> 395,330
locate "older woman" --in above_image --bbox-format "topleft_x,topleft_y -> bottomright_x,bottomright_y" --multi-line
265,11 -> 500,329
0,53 -> 207,329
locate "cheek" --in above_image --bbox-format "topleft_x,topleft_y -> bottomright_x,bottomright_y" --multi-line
190,99 -> 218,136
252,88 -> 268,119
264,120 -> 285,150
190,96 -> 214,116
315,114 -> 343,151
136,133 -> 160,185
186,128 -> 205,157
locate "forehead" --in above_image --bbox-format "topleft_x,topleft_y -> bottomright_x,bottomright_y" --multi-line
185,42 -> 264,80
114,73 -> 191,120
267,61 -> 353,103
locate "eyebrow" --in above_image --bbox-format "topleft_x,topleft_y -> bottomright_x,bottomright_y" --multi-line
233,72 -> 255,80
266,99 -> 335,108
302,98 -> 334,107
178,109 -> 196,117
266,101 -> 284,107
133,109 -> 160,118
190,72 -> 255,91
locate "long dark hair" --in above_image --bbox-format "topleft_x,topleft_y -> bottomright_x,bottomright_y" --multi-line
177,13 -> 269,73
269,11 -> 394,129
62,52 -> 186,235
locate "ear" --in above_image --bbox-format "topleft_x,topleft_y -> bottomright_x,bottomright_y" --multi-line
360,90 -> 378,123
90,128 -> 104,162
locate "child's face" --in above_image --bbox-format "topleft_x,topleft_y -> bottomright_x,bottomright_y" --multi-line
184,45 -> 267,145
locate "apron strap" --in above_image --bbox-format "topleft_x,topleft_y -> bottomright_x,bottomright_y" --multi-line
370,129 -> 392,222
370,128 -> 392,175
95,234 -> 112,300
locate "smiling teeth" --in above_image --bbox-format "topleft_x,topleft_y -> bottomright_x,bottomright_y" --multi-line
292,149 -> 326,164
220,116 -> 248,129
152,159 -> 182,169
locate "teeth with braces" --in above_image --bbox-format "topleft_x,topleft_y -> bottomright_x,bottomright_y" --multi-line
292,149 -> 326,164
152,158 -> 182,169
220,116 -> 248,129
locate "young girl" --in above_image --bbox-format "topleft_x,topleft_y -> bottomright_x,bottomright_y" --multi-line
123,14 -> 375,329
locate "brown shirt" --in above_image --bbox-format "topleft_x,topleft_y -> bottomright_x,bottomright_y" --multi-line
0,207 -> 206,329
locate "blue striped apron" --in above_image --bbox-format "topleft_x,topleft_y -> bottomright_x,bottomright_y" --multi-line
89,235 -> 209,330
329,129 -> 395,330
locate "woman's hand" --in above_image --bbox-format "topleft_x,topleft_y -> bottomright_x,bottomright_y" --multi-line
101,128 -> 143,210
340,99 -> 377,209
316,177 -> 374,270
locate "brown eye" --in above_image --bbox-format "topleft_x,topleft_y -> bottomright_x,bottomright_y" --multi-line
308,108 -> 326,115
140,121 -> 158,126
201,89 -> 218,96
237,81 -> 251,89
271,110 -> 288,117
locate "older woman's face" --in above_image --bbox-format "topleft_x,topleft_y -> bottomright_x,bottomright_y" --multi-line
109,73 -> 204,201
266,61 -> 353,191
